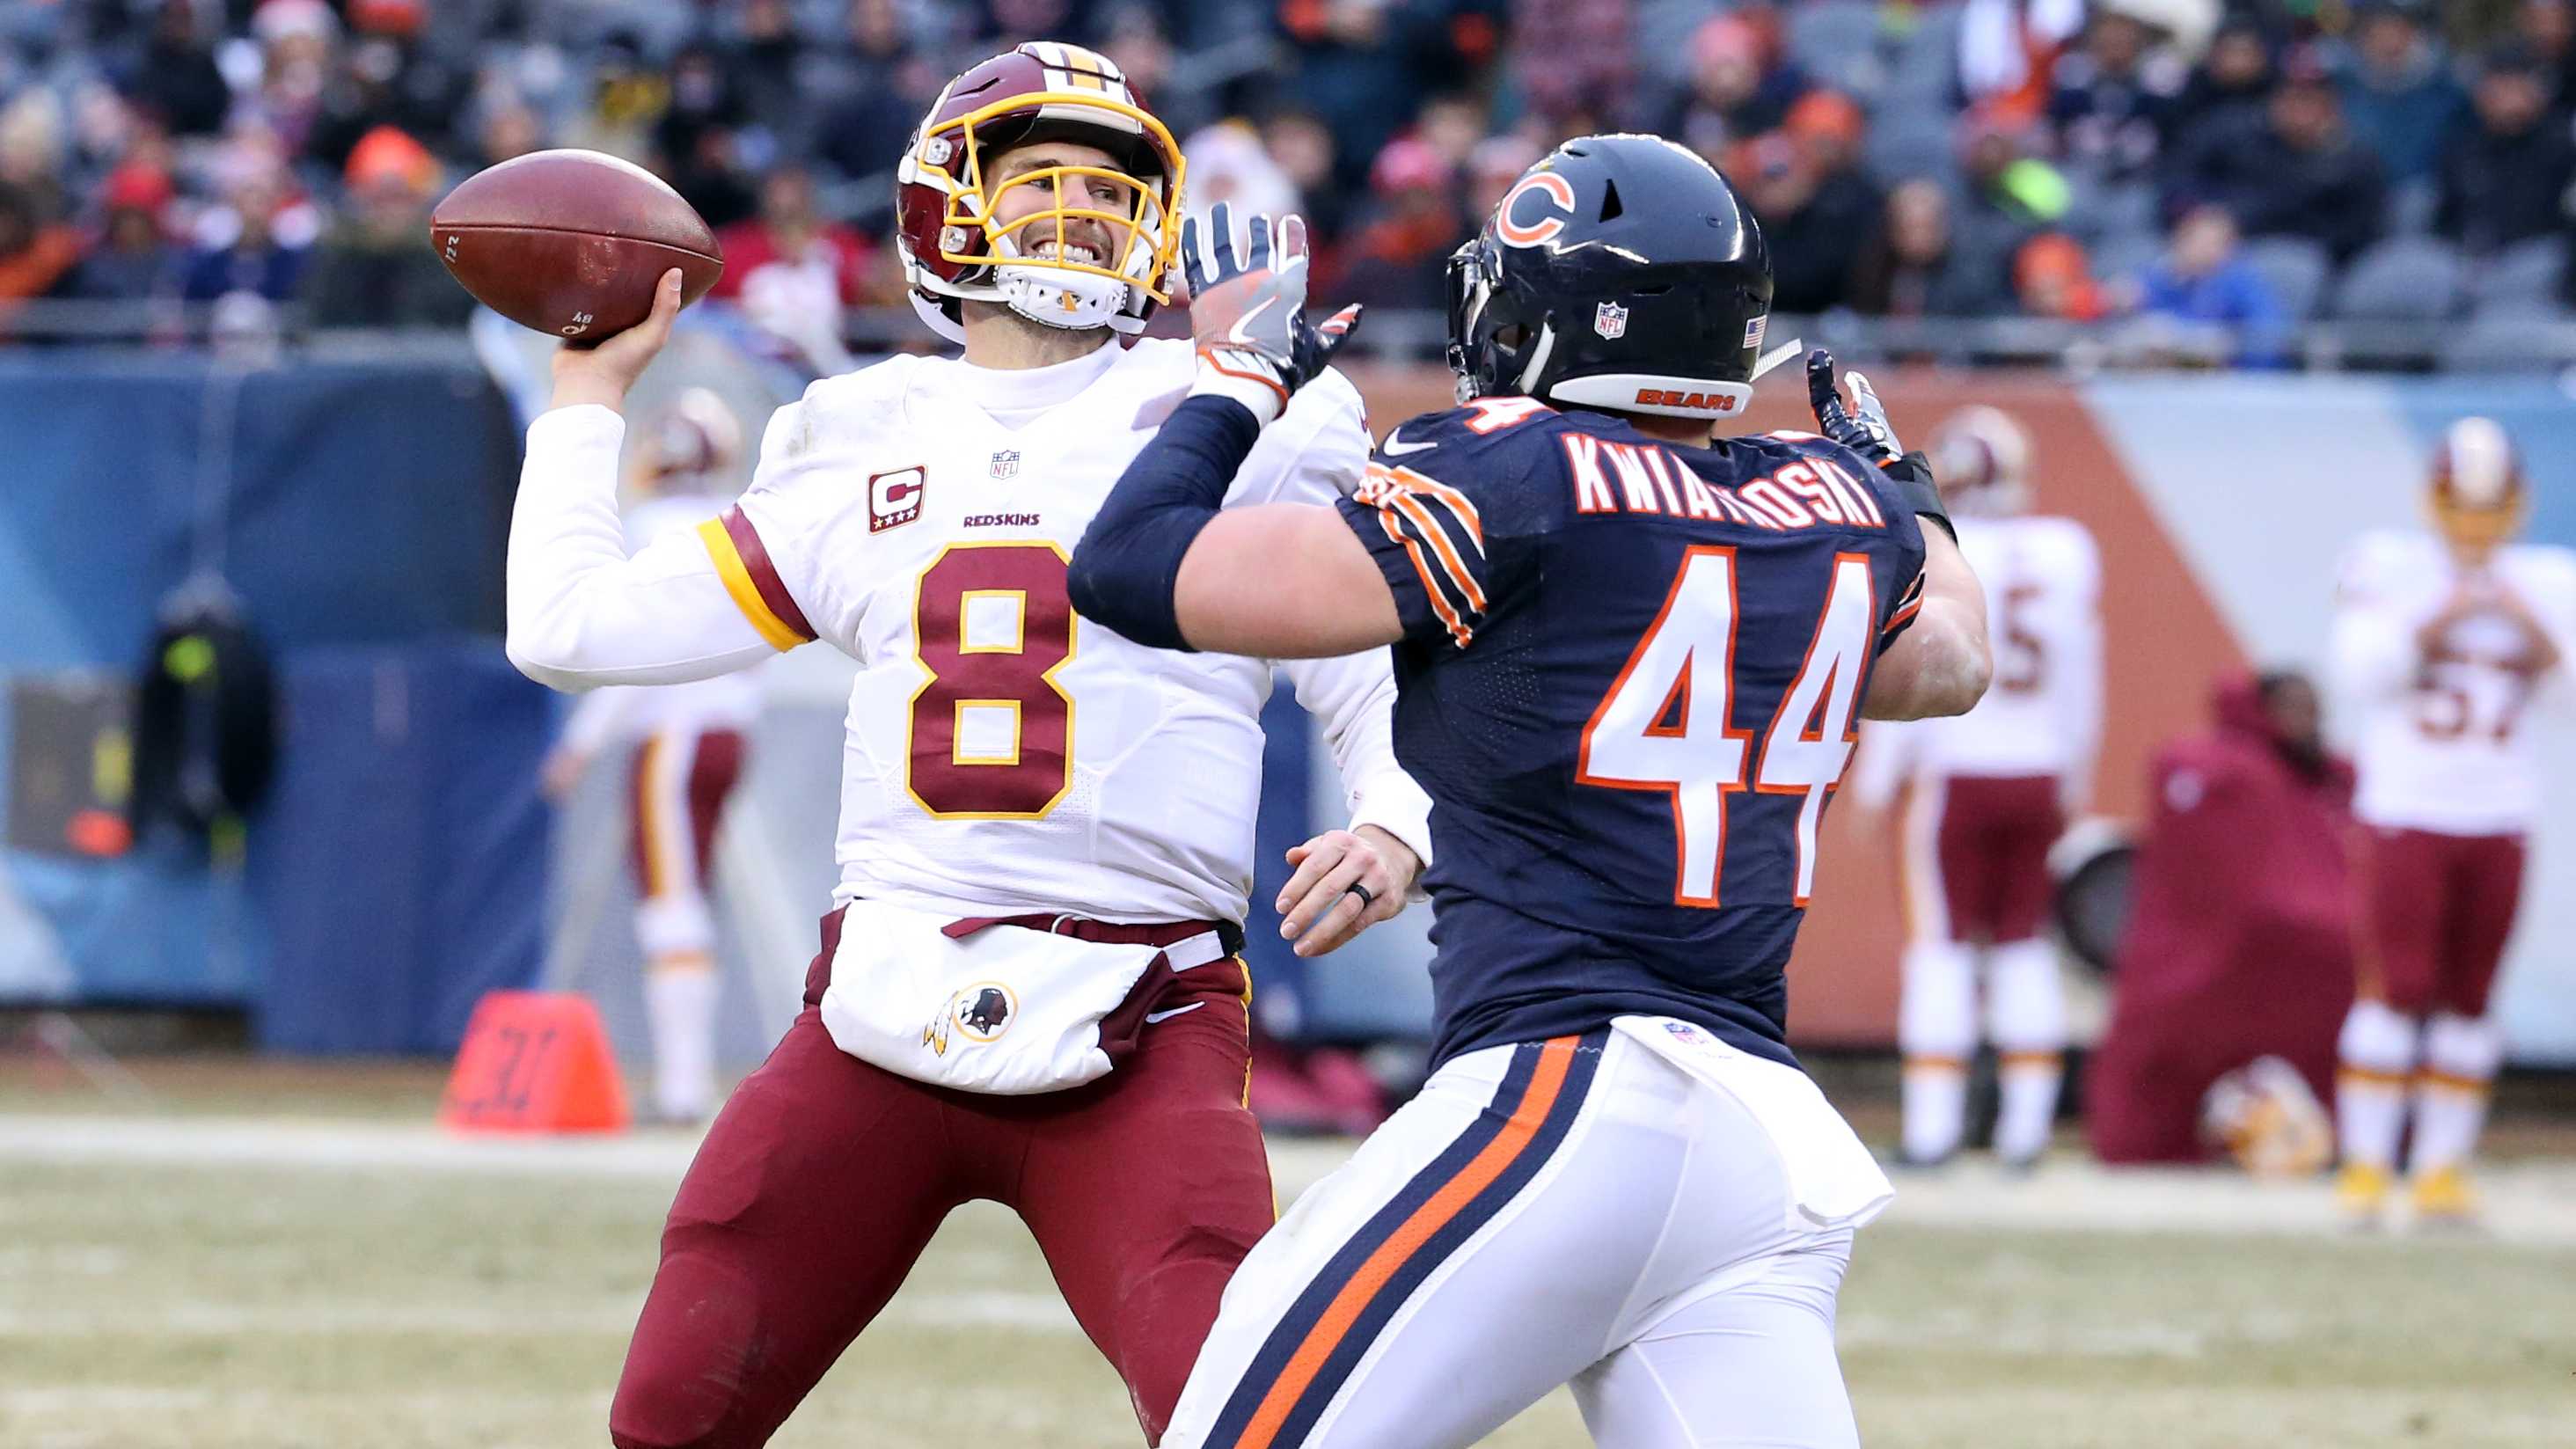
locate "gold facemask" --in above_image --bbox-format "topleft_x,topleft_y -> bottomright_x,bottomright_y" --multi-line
922,91 -> 1186,304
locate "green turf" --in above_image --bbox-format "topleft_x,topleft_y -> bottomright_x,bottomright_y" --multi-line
3,1153 -> 2569,1449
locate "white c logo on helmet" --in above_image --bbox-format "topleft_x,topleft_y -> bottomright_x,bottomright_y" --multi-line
1496,172 -> 1577,248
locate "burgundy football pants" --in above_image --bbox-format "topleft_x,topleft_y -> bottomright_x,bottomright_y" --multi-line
2351,823 -> 2525,1017
609,909 -> 1272,1449
1926,773 -> 2064,944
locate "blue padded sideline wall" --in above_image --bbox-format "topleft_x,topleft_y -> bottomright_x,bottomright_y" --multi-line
0,349 -> 529,1014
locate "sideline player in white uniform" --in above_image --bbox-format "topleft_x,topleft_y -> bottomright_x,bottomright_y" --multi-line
1848,406 -> 2101,1167
508,45 -> 1434,1449
2328,417 -> 2574,1226
540,389 -> 759,1123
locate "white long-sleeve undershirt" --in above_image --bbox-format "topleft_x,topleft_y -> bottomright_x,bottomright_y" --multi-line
504,405 -> 777,692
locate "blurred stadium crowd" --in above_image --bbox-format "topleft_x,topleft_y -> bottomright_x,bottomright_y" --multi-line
5,0 -> 2576,361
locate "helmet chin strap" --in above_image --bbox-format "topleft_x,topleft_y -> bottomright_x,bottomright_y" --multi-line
992,234 -> 1132,331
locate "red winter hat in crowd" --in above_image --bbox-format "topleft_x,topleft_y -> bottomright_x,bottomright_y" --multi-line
1371,136 -> 1450,195
1786,91 -> 1865,150
345,125 -> 438,194
102,163 -> 176,214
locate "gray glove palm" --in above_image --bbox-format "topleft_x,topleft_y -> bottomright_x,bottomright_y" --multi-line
1183,201 -> 1361,424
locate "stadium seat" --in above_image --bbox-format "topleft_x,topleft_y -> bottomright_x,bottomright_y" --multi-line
1636,0 -> 1727,85
2089,181 -> 2160,245
2093,229 -> 2167,289
1865,103 -> 1961,184
2438,314 -> 2576,370
2383,179 -> 2439,237
2331,237 -> 2464,320
2240,238 -> 2335,321
1789,0 -> 1888,93
1882,3 -> 1963,107
2465,236 -> 2569,318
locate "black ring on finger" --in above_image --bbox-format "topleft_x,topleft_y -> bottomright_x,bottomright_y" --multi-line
1343,882 -> 1376,912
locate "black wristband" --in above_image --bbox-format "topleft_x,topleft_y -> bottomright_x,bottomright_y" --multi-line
1882,450 -> 1954,541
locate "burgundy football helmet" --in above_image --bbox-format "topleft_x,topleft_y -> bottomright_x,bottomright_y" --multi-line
2427,415 -> 2527,555
1927,405 -> 2034,517
637,387 -> 743,493
895,41 -> 1185,343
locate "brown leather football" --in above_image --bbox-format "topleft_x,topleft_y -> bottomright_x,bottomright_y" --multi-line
429,149 -> 723,341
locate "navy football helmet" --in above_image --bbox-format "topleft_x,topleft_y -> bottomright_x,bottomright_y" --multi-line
1448,134 -> 1775,420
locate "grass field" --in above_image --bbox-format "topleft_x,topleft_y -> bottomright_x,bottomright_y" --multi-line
3,1064 -> 2572,1449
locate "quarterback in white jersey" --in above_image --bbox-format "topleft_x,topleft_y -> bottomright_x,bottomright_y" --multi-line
2328,417 -> 2574,1226
540,390 -> 763,1123
1848,406 -> 2102,1167
507,45 -> 1432,1449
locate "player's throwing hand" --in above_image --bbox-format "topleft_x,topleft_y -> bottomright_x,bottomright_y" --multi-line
550,267 -> 684,415
1182,201 -> 1361,425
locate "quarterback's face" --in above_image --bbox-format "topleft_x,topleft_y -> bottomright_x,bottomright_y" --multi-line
989,141 -> 1138,270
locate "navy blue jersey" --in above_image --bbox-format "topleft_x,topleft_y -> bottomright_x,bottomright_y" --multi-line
1333,397 -> 1928,1070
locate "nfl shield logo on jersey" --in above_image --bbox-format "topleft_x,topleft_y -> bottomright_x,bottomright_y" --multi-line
990,450 -> 1021,480
1593,301 -> 1628,340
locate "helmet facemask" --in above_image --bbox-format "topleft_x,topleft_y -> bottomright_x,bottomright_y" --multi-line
901,81 -> 1183,337
1445,236 -> 1553,404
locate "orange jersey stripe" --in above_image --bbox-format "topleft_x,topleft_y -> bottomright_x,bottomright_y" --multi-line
634,735 -> 671,899
1375,464 -> 1486,546
1379,511 -> 1473,648
1381,492 -> 1488,612
1233,1038 -> 1578,1449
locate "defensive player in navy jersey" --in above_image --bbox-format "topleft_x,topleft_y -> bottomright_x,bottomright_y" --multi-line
1071,135 -> 1990,1448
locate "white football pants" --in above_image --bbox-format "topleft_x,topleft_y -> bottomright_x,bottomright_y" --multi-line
1164,1021 -> 1892,1449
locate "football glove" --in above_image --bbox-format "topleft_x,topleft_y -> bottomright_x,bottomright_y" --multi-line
1182,201 -> 1361,425
1806,348 -> 1953,540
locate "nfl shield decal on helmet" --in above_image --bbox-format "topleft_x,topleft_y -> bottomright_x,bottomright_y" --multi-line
1593,301 -> 1628,339
990,450 -> 1021,480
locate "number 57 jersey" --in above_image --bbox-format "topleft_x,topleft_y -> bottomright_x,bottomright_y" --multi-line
1335,399 -> 1928,1070
704,339 -> 1425,926
2331,530 -> 2576,836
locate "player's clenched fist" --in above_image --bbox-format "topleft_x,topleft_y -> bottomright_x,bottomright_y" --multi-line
1276,825 -> 1418,958
1182,201 -> 1361,425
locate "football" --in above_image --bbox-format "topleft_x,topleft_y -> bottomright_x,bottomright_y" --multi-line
428,149 -> 723,341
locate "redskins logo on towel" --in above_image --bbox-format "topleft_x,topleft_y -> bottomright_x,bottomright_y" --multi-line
923,981 -> 1018,1057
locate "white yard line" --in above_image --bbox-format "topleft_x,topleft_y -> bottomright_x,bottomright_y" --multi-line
5,1114 -> 2573,1247
0,1115 -> 700,1179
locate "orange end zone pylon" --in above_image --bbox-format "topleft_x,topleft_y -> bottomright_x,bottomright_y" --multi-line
439,990 -> 630,1133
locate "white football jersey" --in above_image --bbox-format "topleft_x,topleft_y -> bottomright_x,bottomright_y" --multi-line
699,337 -> 1422,926
1857,515 -> 2103,798
555,492 -> 767,754
2331,531 -> 2576,835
